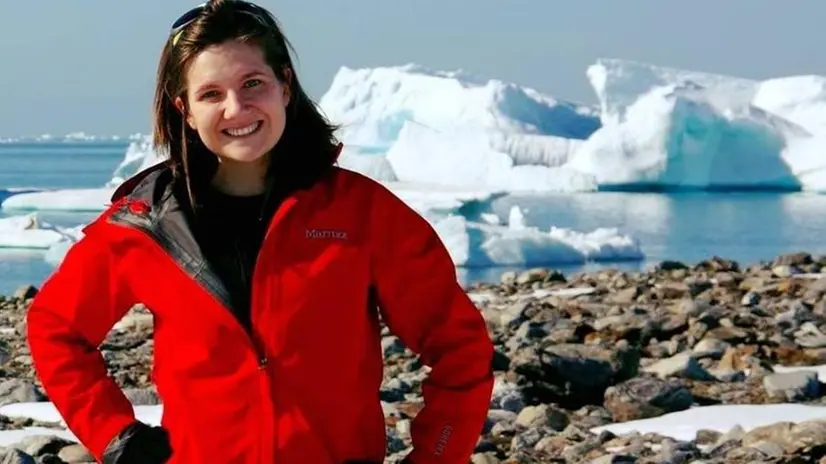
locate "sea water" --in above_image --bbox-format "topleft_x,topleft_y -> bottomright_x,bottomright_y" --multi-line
4,140 -> 826,296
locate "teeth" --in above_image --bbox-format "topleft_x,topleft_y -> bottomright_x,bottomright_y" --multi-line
225,122 -> 260,137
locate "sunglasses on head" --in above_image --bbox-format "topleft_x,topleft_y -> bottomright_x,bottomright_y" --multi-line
170,1 -> 271,45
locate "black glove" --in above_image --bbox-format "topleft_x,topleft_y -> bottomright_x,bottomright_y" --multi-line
102,421 -> 173,464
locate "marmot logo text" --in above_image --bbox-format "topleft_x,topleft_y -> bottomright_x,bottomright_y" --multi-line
305,229 -> 348,240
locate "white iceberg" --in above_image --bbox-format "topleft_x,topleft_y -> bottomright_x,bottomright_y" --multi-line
0,213 -> 82,250
385,121 -> 595,192
565,58 -> 826,192
318,64 -> 601,192
432,205 -> 642,267
319,64 -> 601,148
565,82 -> 808,190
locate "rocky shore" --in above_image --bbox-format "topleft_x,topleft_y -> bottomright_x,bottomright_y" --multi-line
2,253 -> 826,462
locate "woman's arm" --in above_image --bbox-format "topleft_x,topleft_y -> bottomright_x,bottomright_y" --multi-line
26,224 -> 141,462
368,183 -> 494,464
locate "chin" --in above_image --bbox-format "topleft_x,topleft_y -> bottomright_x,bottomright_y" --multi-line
218,148 -> 271,164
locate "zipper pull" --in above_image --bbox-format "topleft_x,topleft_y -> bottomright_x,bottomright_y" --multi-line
258,356 -> 269,369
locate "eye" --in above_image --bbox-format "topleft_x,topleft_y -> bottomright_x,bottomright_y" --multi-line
199,90 -> 220,100
244,79 -> 262,88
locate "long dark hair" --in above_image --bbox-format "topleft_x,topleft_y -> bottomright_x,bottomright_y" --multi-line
151,0 -> 339,210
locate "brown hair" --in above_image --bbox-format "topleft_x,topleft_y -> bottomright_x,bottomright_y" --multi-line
151,0 -> 339,210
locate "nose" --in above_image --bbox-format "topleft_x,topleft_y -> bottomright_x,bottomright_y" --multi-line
223,91 -> 248,119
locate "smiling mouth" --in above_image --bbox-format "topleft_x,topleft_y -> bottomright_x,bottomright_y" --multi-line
223,121 -> 262,137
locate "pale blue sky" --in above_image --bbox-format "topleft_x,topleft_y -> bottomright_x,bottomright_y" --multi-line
2,0 -> 825,137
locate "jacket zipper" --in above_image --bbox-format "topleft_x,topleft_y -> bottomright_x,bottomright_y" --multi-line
249,193 -> 300,464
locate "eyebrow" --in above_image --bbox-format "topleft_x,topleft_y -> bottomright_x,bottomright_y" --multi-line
193,71 -> 269,94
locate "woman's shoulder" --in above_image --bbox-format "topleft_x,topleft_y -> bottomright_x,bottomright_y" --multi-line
326,166 -> 396,200
82,162 -> 177,239
325,167 -> 421,221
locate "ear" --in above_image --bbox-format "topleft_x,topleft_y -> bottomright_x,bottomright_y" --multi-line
174,96 -> 196,129
281,67 -> 292,106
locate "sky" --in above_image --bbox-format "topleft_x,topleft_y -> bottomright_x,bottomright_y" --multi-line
3,0 -> 826,137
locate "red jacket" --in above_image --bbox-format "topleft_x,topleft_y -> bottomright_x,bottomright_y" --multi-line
26,164 -> 494,463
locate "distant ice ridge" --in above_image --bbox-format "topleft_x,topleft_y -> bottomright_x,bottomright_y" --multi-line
0,133 -> 145,144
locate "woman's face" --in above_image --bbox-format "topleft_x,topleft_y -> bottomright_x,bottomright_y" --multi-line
177,40 -> 290,165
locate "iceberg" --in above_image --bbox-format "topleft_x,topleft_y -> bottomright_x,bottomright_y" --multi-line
432,205 -> 642,267
108,136 -> 165,187
1,188 -> 115,212
565,82 -> 808,190
0,214 -> 82,250
319,64 -> 602,191
566,58 -> 826,192
385,121 -> 596,192
752,75 -> 826,134
586,58 -> 758,124
319,64 -> 601,147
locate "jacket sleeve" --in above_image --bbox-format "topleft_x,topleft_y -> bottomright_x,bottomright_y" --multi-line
368,184 -> 494,464
26,224 -> 138,461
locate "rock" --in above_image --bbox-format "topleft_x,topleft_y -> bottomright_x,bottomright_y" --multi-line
649,440 -> 702,463
499,301 -> 529,330
56,444 -> 94,463
610,286 -> 639,304
512,343 -> 640,407
500,271 -> 517,284
0,381 -> 47,408
775,252 -> 813,267
749,440 -> 785,458
657,260 -> 688,271
588,454 -> 638,463
741,291 -> 760,306
741,420 -> 826,454
763,370 -> 820,401
773,265 -> 800,278
12,286 -> 37,301
0,448 -> 35,464
657,281 -> 691,299
515,268 -> 563,285
643,352 -> 715,381
695,429 -> 722,445
514,404 -> 569,431
604,377 -> 692,421
13,435 -> 74,458
692,338 -> 730,358
381,336 -> 407,357
124,387 -> 161,406
470,453 -> 500,464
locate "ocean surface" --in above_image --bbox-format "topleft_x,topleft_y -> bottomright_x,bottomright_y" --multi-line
3,140 -> 826,296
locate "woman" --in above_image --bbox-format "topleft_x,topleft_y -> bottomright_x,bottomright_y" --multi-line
26,1 -> 494,463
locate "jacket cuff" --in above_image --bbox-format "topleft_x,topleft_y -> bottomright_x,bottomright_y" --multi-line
101,420 -> 144,464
